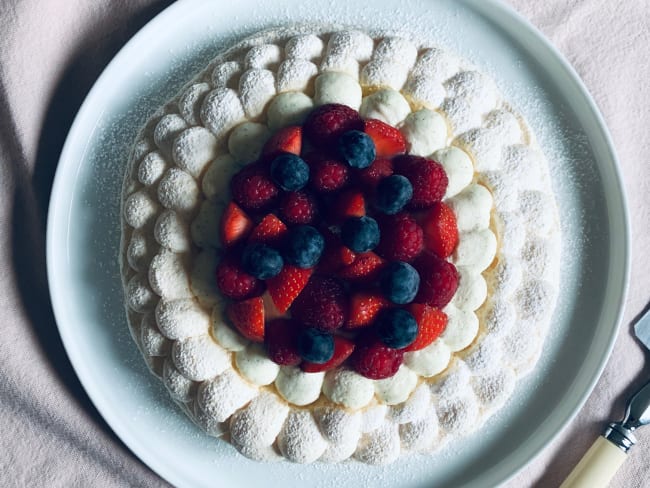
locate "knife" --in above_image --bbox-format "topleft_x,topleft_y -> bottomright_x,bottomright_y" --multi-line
561,311 -> 650,488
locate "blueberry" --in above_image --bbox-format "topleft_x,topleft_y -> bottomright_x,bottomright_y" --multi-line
338,130 -> 376,169
283,225 -> 325,268
341,216 -> 380,253
380,261 -> 420,304
375,175 -> 413,215
270,154 -> 310,191
241,242 -> 284,279
297,328 -> 335,363
376,308 -> 418,349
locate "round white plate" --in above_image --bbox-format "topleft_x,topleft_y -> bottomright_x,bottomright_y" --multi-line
46,0 -> 629,486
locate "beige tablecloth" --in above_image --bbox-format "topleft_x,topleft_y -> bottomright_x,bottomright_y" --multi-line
1,1 -> 648,486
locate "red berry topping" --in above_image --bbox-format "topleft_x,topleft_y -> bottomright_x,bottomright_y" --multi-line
401,304 -> 447,352
266,265 -> 313,313
291,275 -> 348,331
226,296 -> 265,342
346,292 -> 391,329
220,202 -> 253,248
338,252 -> 386,283
304,103 -> 363,148
364,119 -> 406,157
249,213 -> 288,246
262,125 -> 302,159
394,155 -> 448,209
301,336 -> 355,373
319,230 -> 357,274
357,158 -> 394,190
376,213 -> 424,262
215,257 -> 264,300
351,336 -> 404,380
421,202 -> 459,258
266,319 -> 301,366
413,252 -> 459,308
330,190 -> 365,223
231,163 -> 279,211
307,153 -> 350,193
279,191 -> 319,225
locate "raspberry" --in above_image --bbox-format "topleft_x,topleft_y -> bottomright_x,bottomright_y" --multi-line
215,257 -> 264,300
304,103 -> 363,148
279,191 -> 319,224
306,153 -> 350,193
265,319 -> 301,366
231,163 -> 279,211
376,213 -> 424,262
357,158 -> 393,190
351,336 -> 404,380
291,275 -> 348,331
413,252 -> 459,308
394,155 -> 448,209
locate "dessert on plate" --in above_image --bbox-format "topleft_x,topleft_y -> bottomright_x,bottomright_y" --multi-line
120,26 -> 560,464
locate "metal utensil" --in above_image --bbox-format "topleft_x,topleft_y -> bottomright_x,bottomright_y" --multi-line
561,311 -> 650,488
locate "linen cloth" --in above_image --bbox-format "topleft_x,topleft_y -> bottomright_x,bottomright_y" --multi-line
1,0 -> 648,486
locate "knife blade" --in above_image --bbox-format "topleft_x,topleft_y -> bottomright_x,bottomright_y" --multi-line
561,309 -> 650,488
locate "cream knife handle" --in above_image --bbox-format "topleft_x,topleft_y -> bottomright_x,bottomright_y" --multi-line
560,436 -> 627,488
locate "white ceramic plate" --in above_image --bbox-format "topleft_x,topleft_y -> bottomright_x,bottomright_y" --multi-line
46,0 -> 629,486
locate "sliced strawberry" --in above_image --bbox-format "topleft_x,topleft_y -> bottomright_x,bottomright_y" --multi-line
266,265 -> 313,313
226,296 -> 265,342
266,319 -> 301,366
301,336 -> 355,373
249,213 -> 288,246
329,190 -> 365,223
401,304 -> 447,352
338,252 -> 386,283
421,202 -> 459,258
364,119 -> 406,157
220,202 -> 253,248
318,230 -> 357,274
346,292 -> 391,329
262,125 -> 302,158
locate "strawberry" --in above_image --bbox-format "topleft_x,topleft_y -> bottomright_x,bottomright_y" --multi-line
421,202 -> 459,258
319,231 -> 356,274
329,190 -> 365,223
357,157 -> 394,190
249,213 -> 288,246
338,252 -> 386,283
376,213 -> 424,262
220,202 -> 253,248
413,252 -> 459,308
291,275 -> 348,331
226,296 -> 265,342
301,336 -> 355,373
394,155 -> 448,209
363,119 -> 406,157
266,265 -> 313,313
351,335 -> 404,380
346,292 -> 391,329
262,125 -> 302,159
215,257 -> 264,300
304,103 -> 363,148
279,191 -> 319,225
231,162 -> 279,211
266,319 -> 301,366
306,153 -> 350,193
401,304 -> 447,352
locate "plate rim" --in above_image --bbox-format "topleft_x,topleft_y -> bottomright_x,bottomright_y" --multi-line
45,0 -> 631,486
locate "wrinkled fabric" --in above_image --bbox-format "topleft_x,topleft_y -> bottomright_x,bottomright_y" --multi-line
0,1 -> 648,487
